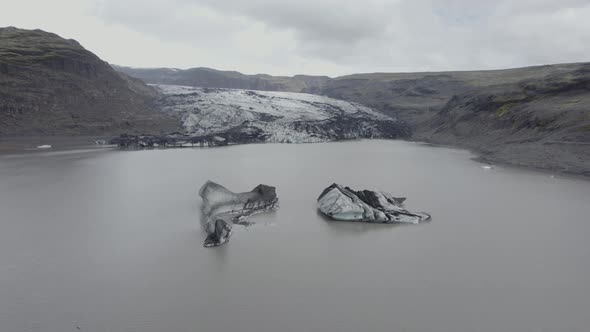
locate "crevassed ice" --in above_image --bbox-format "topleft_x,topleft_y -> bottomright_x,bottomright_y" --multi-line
155,84 -> 391,128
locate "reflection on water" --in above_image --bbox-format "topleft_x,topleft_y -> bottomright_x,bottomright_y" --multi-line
1,140 -> 589,332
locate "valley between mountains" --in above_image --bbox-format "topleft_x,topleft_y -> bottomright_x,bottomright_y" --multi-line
1,27 -> 588,176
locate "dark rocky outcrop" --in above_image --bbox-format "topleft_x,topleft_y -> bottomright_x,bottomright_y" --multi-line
199,181 -> 279,247
109,133 -> 232,149
110,126 -> 277,148
317,184 -> 431,224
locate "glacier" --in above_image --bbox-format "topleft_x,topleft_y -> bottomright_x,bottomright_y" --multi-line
149,85 -> 410,145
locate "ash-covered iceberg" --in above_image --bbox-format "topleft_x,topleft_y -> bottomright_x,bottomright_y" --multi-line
203,219 -> 232,248
317,184 -> 431,224
199,181 -> 279,247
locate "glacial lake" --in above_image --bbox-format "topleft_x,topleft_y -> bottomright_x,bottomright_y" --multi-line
1,140 -> 589,332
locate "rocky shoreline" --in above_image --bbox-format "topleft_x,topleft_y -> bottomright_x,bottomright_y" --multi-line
107,124 -> 406,149
1,135 -> 588,178
412,138 -> 590,178
108,133 -> 590,178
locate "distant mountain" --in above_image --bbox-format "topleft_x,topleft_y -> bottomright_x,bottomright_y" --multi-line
0,27 -> 179,136
113,65 -> 330,94
116,63 -> 590,175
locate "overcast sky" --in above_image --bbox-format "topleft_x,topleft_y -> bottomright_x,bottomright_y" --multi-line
2,0 -> 590,76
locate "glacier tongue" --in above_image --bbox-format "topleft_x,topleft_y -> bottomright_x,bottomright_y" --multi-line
153,85 -> 410,144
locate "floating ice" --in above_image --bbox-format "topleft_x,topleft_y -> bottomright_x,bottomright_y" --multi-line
317,184 -> 431,224
199,181 -> 279,247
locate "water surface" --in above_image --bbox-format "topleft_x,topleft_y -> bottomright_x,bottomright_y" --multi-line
1,140 -> 589,332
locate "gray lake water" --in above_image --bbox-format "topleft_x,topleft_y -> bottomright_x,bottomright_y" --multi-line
1,140 -> 589,332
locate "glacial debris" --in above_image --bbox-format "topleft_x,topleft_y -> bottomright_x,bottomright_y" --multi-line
317,184 -> 431,224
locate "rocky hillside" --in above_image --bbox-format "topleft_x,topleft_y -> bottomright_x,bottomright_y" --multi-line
117,63 -> 590,175
0,27 -> 179,136
416,64 -> 590,175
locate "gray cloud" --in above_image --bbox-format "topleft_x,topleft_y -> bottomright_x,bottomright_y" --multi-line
3,0 -> 590,75
194,0 -> 399,42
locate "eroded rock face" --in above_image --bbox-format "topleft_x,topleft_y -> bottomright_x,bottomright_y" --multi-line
199,181 -> 279,247
317,184 -> 431,224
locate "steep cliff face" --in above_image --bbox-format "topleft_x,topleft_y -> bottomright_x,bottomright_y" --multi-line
0,27 -> 179,136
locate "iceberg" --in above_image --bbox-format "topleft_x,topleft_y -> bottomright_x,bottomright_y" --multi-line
317,184 -> 431,224
199,181 -> 279,247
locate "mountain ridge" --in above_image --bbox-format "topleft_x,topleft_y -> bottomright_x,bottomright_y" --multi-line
116,62 -> 590,176
0,27 -> 179,136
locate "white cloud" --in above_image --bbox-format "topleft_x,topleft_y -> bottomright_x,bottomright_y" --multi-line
1,0 -> 589,76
